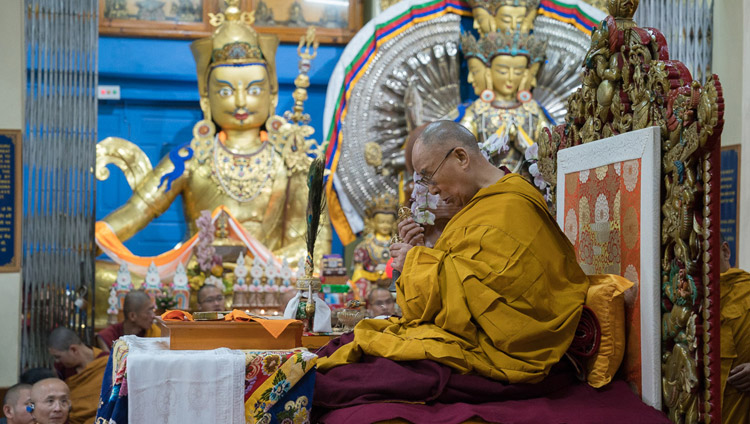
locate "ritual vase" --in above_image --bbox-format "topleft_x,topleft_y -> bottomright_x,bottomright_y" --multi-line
296,275 -> 322,332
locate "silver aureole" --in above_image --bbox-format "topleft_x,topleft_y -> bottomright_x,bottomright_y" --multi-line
332,7 -> 603,225
336,13 -> 462,220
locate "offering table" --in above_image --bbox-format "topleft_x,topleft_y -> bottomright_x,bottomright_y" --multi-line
96,335 -> 317,424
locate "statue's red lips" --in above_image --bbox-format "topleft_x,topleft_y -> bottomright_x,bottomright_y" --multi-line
234,112 -> 249,120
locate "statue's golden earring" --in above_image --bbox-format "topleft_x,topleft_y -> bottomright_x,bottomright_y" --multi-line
516,70 -> 533,103
480,69 -> 495,103
190,97 -> 217,164
193,97 -> 217,140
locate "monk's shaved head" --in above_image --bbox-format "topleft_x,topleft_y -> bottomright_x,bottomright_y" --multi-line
411,120 -> 505,208
30,378 -> 70,424
416,120 -> 480,152
123,289 -> 151,316
47,327 -> 82,351
3,383 -> 31,406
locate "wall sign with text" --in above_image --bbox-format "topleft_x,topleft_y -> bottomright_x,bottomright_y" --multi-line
720,145 -> 741,267
0,130 -> 21,271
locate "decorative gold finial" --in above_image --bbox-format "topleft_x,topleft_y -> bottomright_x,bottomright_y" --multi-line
286,27 -> 319,124
607,0 -> 639,28
298,27 -> 319,62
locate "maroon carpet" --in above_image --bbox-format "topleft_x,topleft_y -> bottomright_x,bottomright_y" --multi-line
313,333 -> 669,423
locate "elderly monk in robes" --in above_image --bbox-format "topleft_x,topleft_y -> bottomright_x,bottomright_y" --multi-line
48,327 -> 109,424
317,120 -> 589,384
29,379 -> 70,424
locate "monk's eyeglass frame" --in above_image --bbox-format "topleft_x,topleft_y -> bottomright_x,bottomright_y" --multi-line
417,147 -> 456,188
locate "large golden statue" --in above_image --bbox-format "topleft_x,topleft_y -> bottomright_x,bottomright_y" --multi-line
94,1 -> 330,324
459,30 -> 549,172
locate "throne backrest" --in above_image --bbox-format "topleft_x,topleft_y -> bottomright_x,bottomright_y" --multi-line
542,2 -> 724,421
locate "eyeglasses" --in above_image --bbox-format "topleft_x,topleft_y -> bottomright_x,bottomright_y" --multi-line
416,147 -> 456,188
199,295 -> 225,304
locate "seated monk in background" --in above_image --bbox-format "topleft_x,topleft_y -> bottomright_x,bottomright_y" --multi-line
29,379 -> 70,424
3,383 -> 33,424
317,120 -> 589,383
196,284 -> 226,312
48,328 -> 109,424
96,290 -> 160,353
366,287 -> 396,318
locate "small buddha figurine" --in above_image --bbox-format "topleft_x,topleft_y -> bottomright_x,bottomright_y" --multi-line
94,0 -> 330,324
468,0 -> 540,36
459,31 -> 550,172
351,193 -> 398,293
288,1 -> 306,26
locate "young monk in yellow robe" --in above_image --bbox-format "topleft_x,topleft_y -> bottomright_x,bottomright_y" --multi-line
719,238 -> 750,424
48,327 -> 109,424
318,121 -> 589,384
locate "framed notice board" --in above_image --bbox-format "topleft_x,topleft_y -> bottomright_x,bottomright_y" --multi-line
0,130 -> 21,272
721,144 -> 741,267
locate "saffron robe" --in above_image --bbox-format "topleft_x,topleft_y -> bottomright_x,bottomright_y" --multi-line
66,347 -> 110,424
720,268 -> 750,424
318,174 -> 589,383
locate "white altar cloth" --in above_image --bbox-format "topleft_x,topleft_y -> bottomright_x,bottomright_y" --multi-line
124,336 -> 246,424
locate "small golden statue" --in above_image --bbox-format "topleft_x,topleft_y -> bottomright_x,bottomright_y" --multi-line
94,0 -> 330,325
351,193 -> 398,291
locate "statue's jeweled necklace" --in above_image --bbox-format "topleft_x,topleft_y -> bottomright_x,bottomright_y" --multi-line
365,234 -> 391,263
211,135 -> 275,203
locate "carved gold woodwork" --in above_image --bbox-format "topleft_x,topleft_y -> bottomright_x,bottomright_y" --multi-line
537,0 -> 724,421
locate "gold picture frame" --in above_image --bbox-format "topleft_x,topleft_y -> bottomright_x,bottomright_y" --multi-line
99,0 -> 363,43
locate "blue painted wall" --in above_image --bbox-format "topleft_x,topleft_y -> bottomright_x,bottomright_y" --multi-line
97,36 -> 345,256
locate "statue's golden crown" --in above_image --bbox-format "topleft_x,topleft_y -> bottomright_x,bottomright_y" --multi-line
462,31 -> 545,65
190,0 -> 279,96
468,0 -> 540,13
366,193 -> 398,217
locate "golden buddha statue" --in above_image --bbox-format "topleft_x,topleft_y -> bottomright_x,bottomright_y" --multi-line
351,193 -> 398,290
459,30 -> 550,172
468,0 -> 540,36
94,0 -> 330,324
